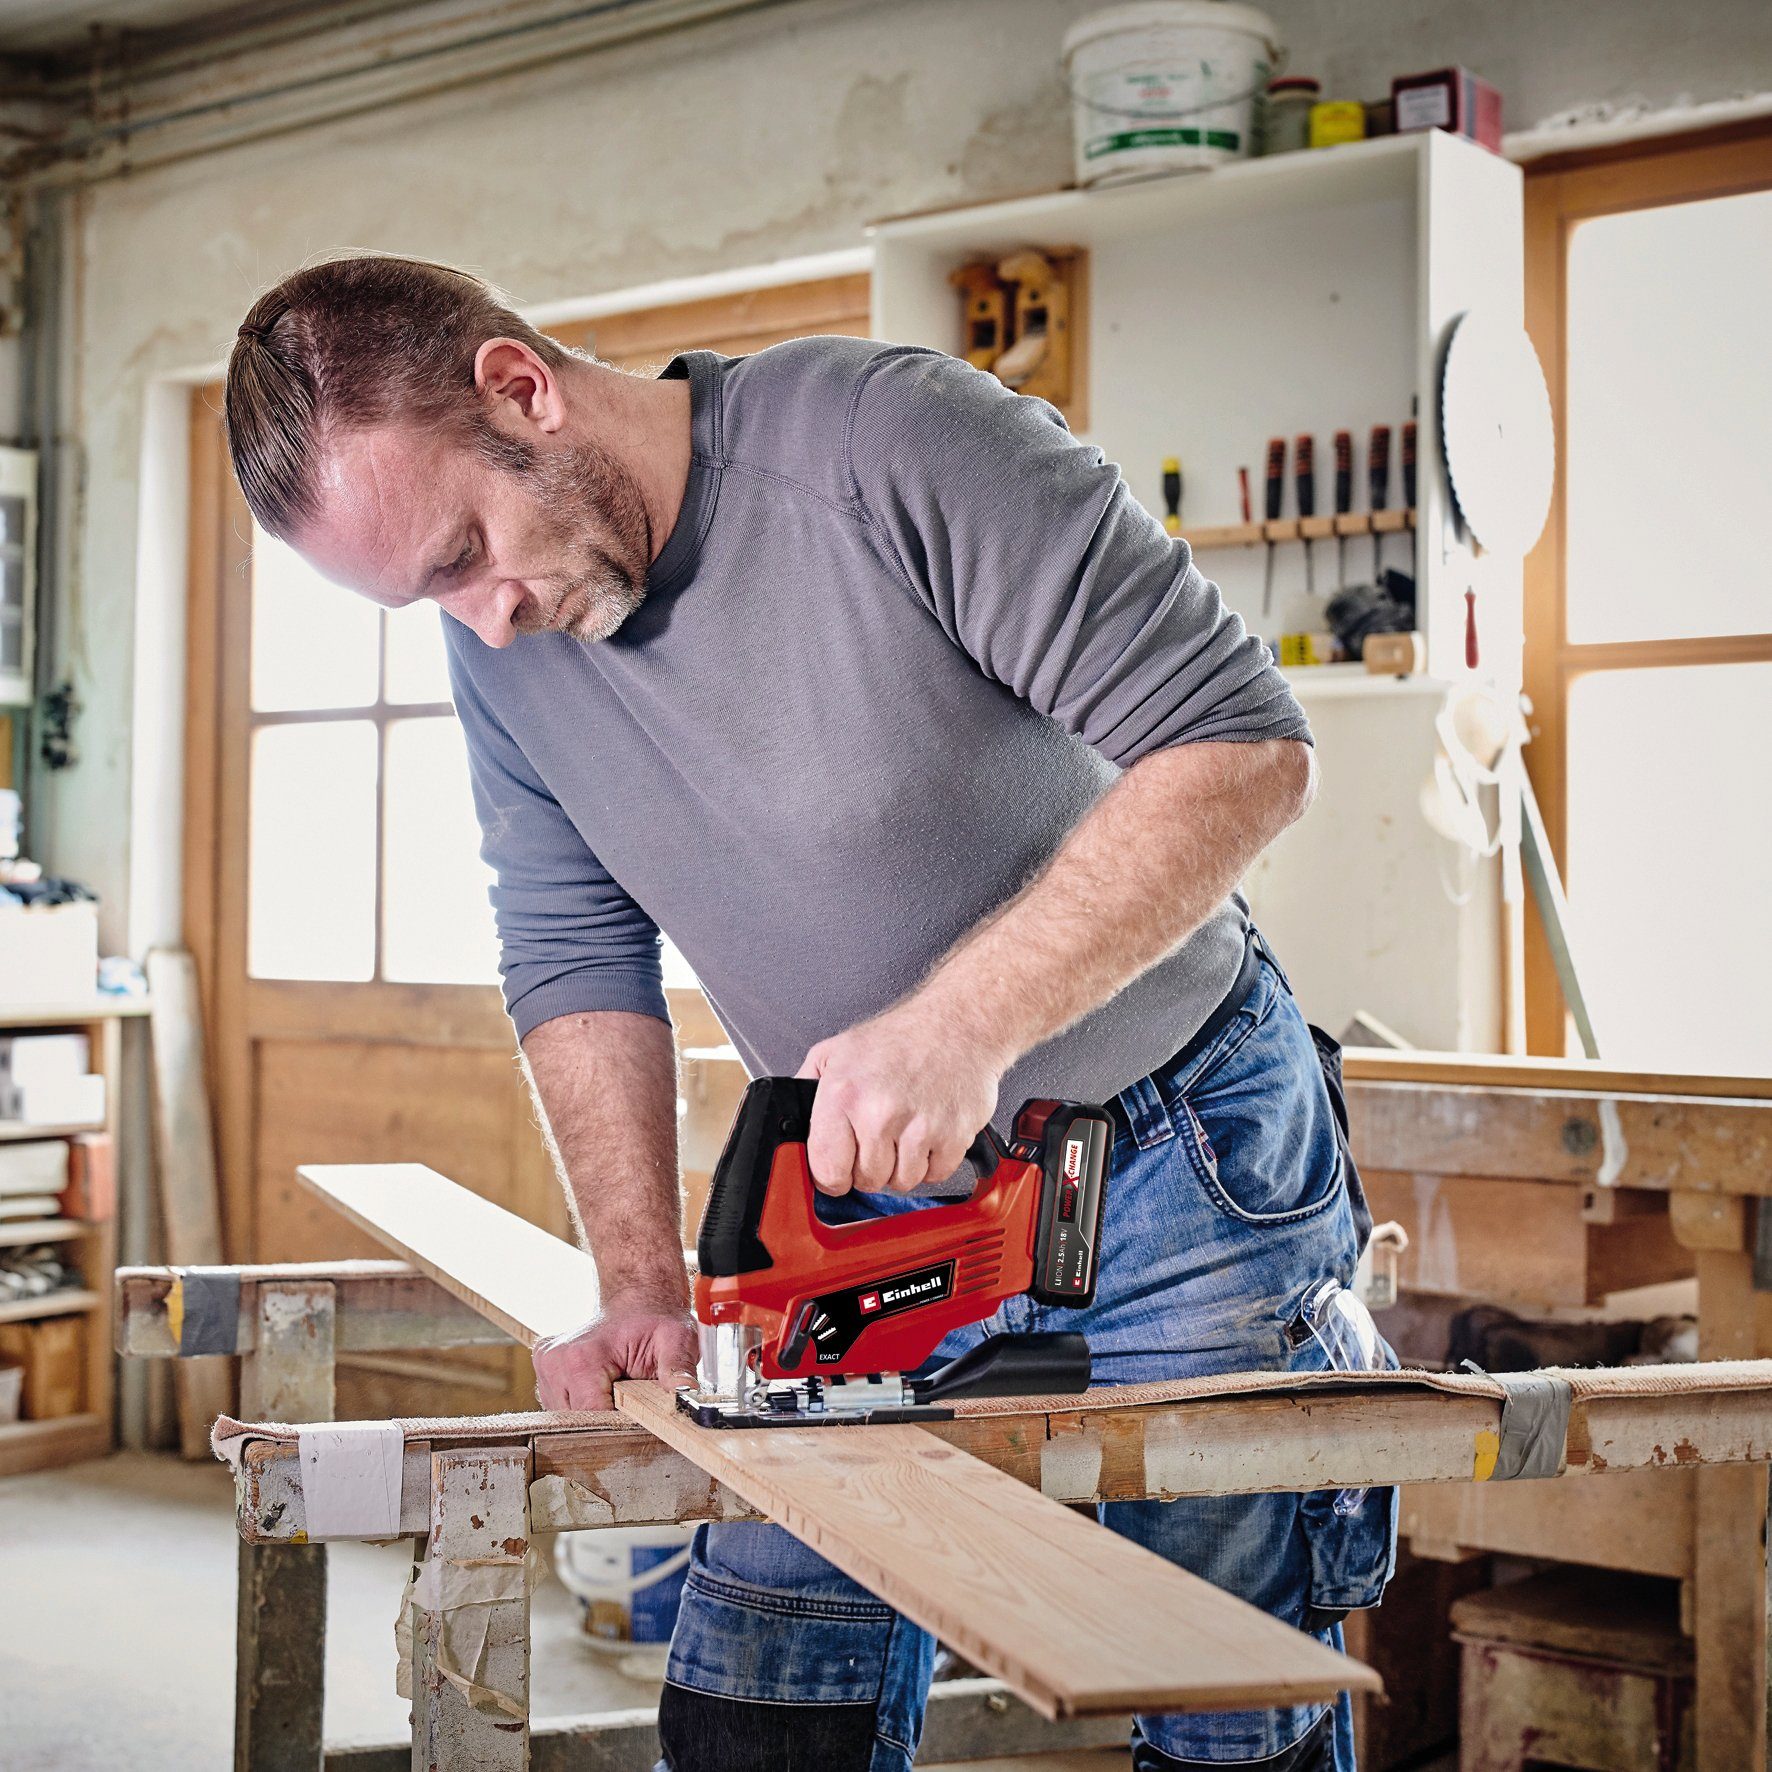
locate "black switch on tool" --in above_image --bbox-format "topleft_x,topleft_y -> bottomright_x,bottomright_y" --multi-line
1367,424 -> 1391,583
1294,433 -> 1316,596
1262,437 -> 1286,615
1333,430 -> 1353,593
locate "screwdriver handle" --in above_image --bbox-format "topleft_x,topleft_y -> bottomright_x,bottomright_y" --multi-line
1334,431 -> 1353,516
1293,434 -> 1315,519
1402,420 -> 1417,509
1264,438 -> 1286,523
1161,456 -> 1183,537
1368,425 -> 1391,514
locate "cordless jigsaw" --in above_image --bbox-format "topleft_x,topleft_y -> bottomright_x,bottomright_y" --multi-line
680,1076 -> 1112,1427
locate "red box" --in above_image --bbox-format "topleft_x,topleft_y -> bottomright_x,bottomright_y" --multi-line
1391,67 -> 1502,153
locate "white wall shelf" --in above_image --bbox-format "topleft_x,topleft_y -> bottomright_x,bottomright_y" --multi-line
871,131 -> 1525,1049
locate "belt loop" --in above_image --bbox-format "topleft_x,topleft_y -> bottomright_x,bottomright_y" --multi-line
1116,1074 -> 1175,1151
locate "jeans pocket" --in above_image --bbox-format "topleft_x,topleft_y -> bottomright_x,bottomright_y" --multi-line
1298,1482 -> 1399,1626
1173,982 -> 1348,1227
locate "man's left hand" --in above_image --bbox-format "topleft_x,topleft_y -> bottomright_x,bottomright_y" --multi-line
797,1001 -> 1005,1195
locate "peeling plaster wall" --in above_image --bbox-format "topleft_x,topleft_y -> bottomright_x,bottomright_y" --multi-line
29,0 -> 1772,950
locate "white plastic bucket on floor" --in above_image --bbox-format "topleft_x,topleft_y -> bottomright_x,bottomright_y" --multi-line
1062,2 -> 1283,186
555,1524 -> 695,1647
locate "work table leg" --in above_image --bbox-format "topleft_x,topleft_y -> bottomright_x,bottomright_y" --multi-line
236,1280 -> 336,1772
411,1446 -> 532,1772
1674,1195 -> 1771,1771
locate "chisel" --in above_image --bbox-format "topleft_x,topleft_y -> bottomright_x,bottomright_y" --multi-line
1368,425 -> 1391,582
1333,430 -> 1353,593
1262,437 -> 1285,616
1161,457 -> 1184,537
1294,434 -> 1316,596
1398,419 -> 1417,578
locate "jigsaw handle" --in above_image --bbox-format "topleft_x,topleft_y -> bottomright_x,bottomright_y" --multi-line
697,1076 -> 819,1279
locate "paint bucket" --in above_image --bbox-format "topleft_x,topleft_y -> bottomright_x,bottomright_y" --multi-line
1062,2 -> 1283,186
554,1523 -> 694,1648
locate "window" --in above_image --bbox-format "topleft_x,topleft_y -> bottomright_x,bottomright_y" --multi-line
1525,130 -> 1772,1069
244,528 -> 501,985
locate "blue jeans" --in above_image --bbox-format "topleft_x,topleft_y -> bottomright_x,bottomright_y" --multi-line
659,947 -> 1397,1770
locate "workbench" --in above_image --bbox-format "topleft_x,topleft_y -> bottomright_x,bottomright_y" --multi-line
117,1259 -> 1772,1772
1344,1053 -> 1772,1771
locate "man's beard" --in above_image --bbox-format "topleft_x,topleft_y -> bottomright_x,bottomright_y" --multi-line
509,436 -> 653,644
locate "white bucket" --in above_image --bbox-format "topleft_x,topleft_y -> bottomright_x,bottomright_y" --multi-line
554,1523 -> 695,1648
1062,2 -> 1283,186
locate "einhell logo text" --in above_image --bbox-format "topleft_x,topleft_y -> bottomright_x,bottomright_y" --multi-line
880,1273 -> 944,1307
858,1292 -> 881,1314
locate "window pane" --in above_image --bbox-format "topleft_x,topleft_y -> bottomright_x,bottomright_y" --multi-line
382,716 -> 501,985
1566,663 -> 1772,1071
251,528 -> 380,711
1566,190 -> 1772,644
249,721 -> 378,980
385,603 -> 453,705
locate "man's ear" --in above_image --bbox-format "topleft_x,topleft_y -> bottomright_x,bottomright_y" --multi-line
474,338 -> 566,437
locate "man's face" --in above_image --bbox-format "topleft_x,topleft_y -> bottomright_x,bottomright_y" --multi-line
293,419 -> 652,648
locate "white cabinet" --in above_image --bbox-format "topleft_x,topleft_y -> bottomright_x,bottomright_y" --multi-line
870,133 -> 1525,1048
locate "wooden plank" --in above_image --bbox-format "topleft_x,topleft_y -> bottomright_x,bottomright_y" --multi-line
1344,1048 -> 1772,1100
146,946 -> 235,1454
1361,1169 -> 1690,1306
1346,1078 -> 1772,1195
319,1677 -> 1123,1772
1403,1469 -> 1695,1579
115,1261 -> 511,1358
616,1377 -> 1376,1721
297,1163 -> 598,1344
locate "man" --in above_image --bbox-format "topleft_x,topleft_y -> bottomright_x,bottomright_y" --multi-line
225,253 -> 1392,1772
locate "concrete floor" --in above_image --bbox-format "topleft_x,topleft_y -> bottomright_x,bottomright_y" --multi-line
1,1450 -> 665,1771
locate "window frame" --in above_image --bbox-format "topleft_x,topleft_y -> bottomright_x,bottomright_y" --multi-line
1522,121 -> 1772,1053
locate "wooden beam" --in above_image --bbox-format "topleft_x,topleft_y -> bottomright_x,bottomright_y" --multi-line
146,946 -> 236,1455
616,1378 -> 1374,1721
297,1160 -> 1379,1721
235,1281 -> 333,1772
1346,1077 -> 1772,1195
227,1368 -> 1772,1545
115,1261 -> 512,1358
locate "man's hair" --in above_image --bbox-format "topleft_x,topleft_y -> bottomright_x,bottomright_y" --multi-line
224,254 -> 575,539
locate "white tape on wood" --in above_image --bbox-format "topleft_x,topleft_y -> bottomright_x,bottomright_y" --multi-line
298,1421 -> 405,1539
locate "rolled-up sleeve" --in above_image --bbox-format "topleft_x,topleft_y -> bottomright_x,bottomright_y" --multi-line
448,634 -> 668,1041
846,347 -> 1310,767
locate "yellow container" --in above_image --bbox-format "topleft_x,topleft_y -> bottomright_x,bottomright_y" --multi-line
1308,100 -> 1366,149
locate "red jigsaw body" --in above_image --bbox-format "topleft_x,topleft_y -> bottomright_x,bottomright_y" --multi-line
694,1080 -> 1110,1382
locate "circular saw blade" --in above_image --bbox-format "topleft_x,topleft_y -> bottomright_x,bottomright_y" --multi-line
1440,310 -> 1556,558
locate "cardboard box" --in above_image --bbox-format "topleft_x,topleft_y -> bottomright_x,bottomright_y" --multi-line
59,1134 -> 115,1222
1391,66 -> 1503,153
0,1316 -> 84,1418
0,1138 -> 70,1199
0,1034 -> 104,1125
0,1362 -> 22,1424
0,902 -> 98,1006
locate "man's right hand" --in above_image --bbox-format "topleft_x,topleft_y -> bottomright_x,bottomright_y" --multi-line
532,1301 -> 699,1411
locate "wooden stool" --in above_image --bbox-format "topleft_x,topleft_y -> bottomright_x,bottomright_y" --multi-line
1452,1569 -> 1693,1772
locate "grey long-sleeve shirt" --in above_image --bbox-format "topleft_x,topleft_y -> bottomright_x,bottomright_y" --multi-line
446,338 -> 1311,1167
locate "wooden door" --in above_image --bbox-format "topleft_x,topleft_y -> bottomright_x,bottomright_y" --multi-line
184,272 -> 869,1416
